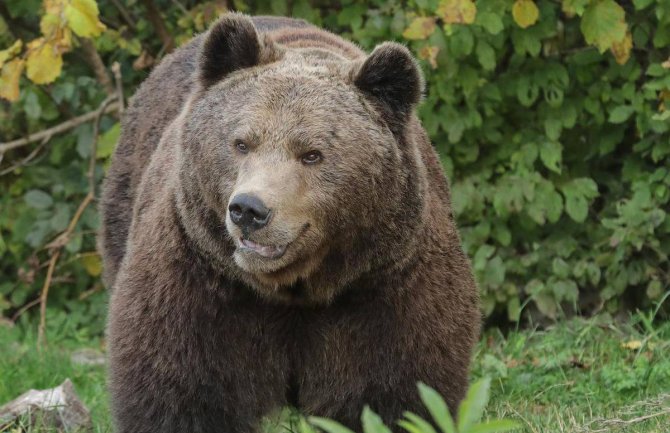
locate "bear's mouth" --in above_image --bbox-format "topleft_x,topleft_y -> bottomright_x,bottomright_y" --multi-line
239,238 -> 288,259
236,223 -> 311,261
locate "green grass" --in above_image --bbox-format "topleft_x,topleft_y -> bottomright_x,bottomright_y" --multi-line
1,313 -> 669,433
473,313 -> 670,433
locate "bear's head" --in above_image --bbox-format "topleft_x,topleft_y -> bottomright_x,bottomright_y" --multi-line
176,14 -> 428,304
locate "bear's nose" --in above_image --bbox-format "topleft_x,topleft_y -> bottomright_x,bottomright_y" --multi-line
228,193 -> 271,232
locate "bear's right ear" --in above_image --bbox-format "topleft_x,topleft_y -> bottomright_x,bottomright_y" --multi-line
351,42 -> 424,131
198,13 -> 280,88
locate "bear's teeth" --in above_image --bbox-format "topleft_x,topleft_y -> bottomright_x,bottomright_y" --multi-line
240,238 -> 286,258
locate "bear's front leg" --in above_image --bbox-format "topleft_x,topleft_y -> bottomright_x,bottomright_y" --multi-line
108,278 -> 290,433
297,292 -> 474,431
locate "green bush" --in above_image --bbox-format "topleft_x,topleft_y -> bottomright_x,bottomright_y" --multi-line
0,0 -> 668,331
307,379 -> 519,433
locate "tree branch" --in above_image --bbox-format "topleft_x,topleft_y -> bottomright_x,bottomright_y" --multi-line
37,96 -> 116,348
0,101 -> 120,155
79,38 -> 115,96
112,62 -> 125,114
140,0 -> 175,53
109,0 -> 137,31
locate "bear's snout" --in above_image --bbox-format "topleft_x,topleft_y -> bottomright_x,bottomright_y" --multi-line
228,193 -> 272,233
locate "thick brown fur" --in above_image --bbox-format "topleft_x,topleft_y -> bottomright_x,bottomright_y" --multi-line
100,14 -> 480,433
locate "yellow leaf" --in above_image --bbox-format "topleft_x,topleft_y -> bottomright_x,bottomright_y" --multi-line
621,340 -> 642,350
418,46 -> 440,69
26,39 -> 63,84
0,58 -> 25,102
402,17 -> 437,40
44,0 -> 66,16
0,40 -> 23,69
610,31 -> 632,65
64,0 -> 106,38
40,13 -> 62,38
512,0 -> 540,29
80,254 -> 102,277
437,0 -> 477,25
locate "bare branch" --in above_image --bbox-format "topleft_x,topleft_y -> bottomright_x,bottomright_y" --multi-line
0,101 -> 120,155
36,96 -> 117,348
0,137 -> 49,176
37,250 -> 60,348
79,38 -> 115,96
140,0 -> 175,53
109,0 -> 137,31
112,62 -> 125,114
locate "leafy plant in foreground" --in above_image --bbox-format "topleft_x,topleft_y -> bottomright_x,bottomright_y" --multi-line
307,378 -> 519,433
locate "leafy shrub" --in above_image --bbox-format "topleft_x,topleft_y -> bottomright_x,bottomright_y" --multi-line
307,379 -> 519,433
0,0 -> 668,331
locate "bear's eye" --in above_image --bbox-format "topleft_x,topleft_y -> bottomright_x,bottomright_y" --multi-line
301,150 -> 323,165
234,140 -> 249,154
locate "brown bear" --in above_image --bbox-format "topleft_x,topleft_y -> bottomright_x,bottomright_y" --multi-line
99,13 -> 480,433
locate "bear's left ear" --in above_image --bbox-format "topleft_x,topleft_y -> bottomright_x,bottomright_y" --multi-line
352,42 -> 424,128
199,13 -> 281,89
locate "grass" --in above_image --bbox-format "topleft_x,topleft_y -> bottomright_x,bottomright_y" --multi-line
473,313 -> 670,433
1,313 -> 668,433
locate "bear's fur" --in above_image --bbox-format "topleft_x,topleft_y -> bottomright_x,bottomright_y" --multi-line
100,14 -> 480,433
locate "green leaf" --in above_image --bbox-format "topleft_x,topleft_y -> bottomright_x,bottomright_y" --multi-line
24,91 -> 42,120
457,378 -> 491,432
417,383 -> 456,433
507,297 -> 521,322
562,0 -> 589,16
24,189 -> 53,209
580,0 -> 627,53
560,178 -> 599,223
400,412 -> 437,433
476,12 -> 504,35
309,417 -> 357,433
270,0 -> 289,15
469,420 -> 521,433
544,117 -> 562,141
362,407 -> 392,433
533,292 -> 558,319
608,105 -> 635,123
632,0 -> 654,10
516,76 -> 539,106
398,420 -> 423,433
476,41 -> 496,71
97,123 -> 121,158
539,141 -> 562,173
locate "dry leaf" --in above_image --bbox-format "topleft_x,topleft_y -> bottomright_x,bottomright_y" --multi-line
610,31 -> 632,65
0,58 -> 25,101
418,46 -> 440,69
403,17 -> 437,40
621,340 -> 642,350
0,40 -> 23,69
437,0 -> 477,25
26,39 -> 64,84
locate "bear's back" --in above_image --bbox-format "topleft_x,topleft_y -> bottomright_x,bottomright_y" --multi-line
98,16 -> 362,288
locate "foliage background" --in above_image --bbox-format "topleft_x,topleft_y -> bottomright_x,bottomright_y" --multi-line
0,0 -> 669,335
